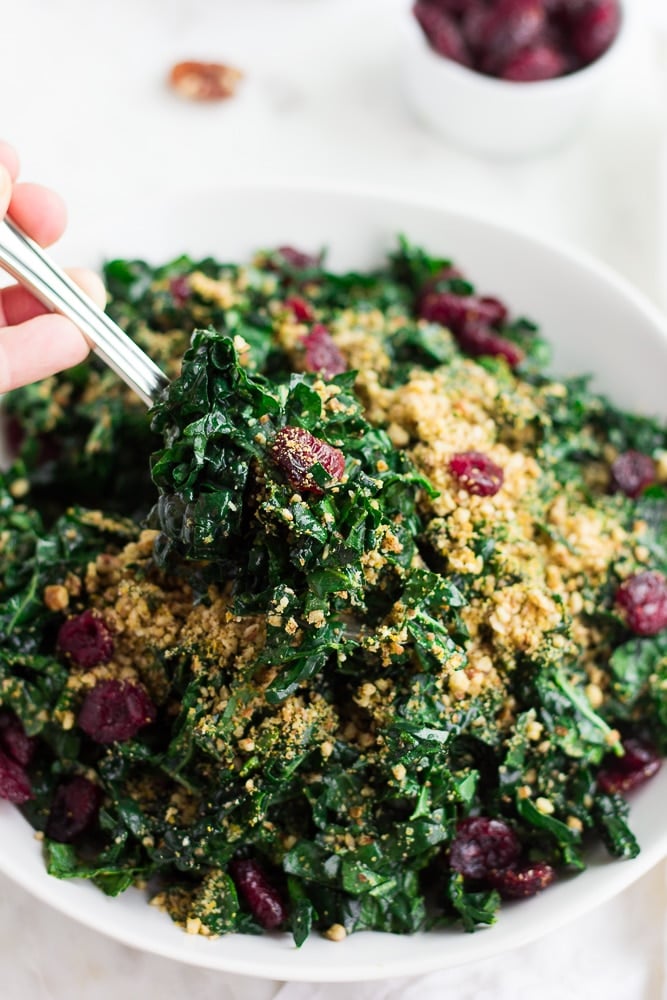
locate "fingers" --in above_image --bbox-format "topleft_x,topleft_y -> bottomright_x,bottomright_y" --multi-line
8,182 -> 67,247
0,313 -> 90,394
0,268 -> 107,326
0,267 -> 104,391
0,141 -> 97,392
0,162 -> 10,219
0,140 -> 67,246
0,142 -> 20,181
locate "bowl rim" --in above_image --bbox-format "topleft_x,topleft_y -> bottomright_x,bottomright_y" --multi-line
111,174 -> 666,338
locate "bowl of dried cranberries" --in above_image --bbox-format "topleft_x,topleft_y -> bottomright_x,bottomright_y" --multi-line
401,0 -> 626,156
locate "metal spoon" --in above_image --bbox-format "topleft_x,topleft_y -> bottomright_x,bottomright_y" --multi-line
0,217 -> 169,406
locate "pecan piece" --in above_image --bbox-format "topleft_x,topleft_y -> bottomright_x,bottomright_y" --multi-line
169,61 -> 243,101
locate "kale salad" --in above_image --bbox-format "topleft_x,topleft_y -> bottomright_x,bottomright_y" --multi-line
1,239 -> 667,944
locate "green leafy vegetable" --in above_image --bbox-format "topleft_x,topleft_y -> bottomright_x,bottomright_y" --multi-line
1,238 -> 666,945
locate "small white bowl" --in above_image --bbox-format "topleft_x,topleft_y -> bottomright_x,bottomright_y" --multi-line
400,2 -> 628,157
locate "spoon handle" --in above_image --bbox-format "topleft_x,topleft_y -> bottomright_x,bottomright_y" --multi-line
0,218 -> 169,406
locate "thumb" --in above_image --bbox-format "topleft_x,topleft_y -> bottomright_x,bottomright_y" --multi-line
0,161 -> 12,218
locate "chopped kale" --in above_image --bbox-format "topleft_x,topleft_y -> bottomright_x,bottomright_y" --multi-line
1,239 -> 666,944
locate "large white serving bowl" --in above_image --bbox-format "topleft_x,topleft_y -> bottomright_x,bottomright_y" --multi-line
2,185 -> 667,982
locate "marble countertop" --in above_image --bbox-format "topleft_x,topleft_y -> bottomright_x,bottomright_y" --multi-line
1,0 -> 667,996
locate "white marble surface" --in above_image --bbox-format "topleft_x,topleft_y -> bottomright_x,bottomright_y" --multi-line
1,0 -> 667,996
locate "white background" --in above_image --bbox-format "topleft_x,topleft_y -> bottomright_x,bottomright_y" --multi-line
1,0 -> 667,997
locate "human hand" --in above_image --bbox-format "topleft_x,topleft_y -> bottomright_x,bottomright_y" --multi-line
0,142 -> 106,393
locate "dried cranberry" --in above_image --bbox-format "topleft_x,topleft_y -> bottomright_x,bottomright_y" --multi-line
449,451 -> 504,496
457,320 -> 525,368
419,290 -> 468,330
501,44 -> 568,81
540,17 -> 573,59
610,450 -> 656,499
488,861 -> 555,898
285,296 -> 314,323
169,276 -> 191,306
615,571 -> 667,636
302,324 -> 347,380
0,749 -> 32,804
229,858 -> 287,930
414,2 -> 472,65
419,291 -> 506,332
474,0 -> 546,75
542,0 -> 579,15
570,0 -> 620,65
461,2 -> 493,56
276,246 -> 321,270
57,610 -> 114,669
597,738 -> 661,796
0,710 -> 37,767
36,432 -> 62,466
425,0 -> 473,15
5,416 -> 25,457
78,680 -> 156,744
449,816 -> 521,880
477,296 -> 509,327
271,426 -> 345,496
45,776 -> 102,842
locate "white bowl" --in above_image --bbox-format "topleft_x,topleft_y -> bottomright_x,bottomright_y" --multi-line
2,184 -> 667,981
400,2 -> 628,157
